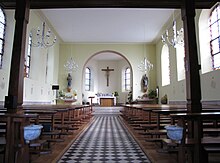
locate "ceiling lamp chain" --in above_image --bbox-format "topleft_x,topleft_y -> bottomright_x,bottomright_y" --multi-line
30,22 -> 57,48
161,13 -> 184,48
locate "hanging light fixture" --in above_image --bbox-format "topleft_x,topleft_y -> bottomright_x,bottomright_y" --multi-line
30,22 -> 56,48
64,57 -> 78,73
64,46 -> 78,73
138,57 -> 153,74
161,15 -> 184,48
138,26 -> 153,74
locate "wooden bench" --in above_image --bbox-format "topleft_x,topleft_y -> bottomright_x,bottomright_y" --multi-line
29,139 -> 51,155
23,104 -> 93,143
0,136 -> 6,162
169,112 -> 220,163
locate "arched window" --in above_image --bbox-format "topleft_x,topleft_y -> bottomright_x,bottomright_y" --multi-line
24,35 -> 32,78
176,45 -> 185,81
209,4 -> 220,70
161,45 -> 170,86
125,67 -> 131,91
85,67 -> 91,91
0,7 -> 6,69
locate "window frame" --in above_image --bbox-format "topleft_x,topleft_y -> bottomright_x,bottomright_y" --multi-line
161,44 -> 171,86
124,67 -> 131,91
0,6 -> 6,69
176,45 -> 185,81
85,67 -> 91,91
209,4 -> 220,70
24,35 -> 32,78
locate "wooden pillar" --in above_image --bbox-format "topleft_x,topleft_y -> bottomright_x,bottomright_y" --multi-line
181,0 -> 203,162
4,0 -> 30,110
5,115 -> 32,163
181,0 -> 202,113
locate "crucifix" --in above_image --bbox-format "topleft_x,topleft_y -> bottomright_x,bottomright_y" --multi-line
101,66 -> 114,86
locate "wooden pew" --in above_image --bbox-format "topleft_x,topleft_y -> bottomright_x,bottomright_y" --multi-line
121,104 -> 220,145
0,110 -> 7,162
0,112 -> 39,163
23,109 -> 64,147
168,112 -> 220,163
22,104 -> 93,144
1,104 -> 93,162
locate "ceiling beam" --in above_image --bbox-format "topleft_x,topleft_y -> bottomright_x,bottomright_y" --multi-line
0,0 -> 218,9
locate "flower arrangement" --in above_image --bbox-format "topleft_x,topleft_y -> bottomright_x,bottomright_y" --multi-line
58,89 -> 77,99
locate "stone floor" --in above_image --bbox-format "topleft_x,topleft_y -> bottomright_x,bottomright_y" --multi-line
58,109 -> 151,163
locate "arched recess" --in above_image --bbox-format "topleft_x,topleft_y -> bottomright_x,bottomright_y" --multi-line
81,50 -> 133,105
198,9 -> 213,74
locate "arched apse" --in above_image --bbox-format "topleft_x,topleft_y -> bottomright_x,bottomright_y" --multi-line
81,50 -> 133,105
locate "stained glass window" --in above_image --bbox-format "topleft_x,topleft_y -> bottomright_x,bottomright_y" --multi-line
0,7 -> 6,69
24,35 -> 32,78
209,4 -> 220,70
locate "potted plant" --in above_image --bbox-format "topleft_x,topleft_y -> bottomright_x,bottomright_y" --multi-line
147,89 -> 157,99
127,91 -> 133,103
58,90 -> 65,98
114,91 -> 119,105
114,91 -> 119,97
161,94 -> 168,104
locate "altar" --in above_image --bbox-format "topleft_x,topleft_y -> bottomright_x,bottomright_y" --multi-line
97,95 -> 116,106
56,98 -> 77,105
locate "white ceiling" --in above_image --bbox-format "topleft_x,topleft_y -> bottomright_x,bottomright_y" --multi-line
41,8 -> 174,44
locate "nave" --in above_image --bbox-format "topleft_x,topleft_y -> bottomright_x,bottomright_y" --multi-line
58,107 -> 151,163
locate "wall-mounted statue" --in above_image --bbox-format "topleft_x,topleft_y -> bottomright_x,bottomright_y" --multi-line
67,73 -> 72,92
142,74 -> 148,92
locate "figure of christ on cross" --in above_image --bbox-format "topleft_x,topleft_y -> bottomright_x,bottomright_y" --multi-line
101,66 -> 114,86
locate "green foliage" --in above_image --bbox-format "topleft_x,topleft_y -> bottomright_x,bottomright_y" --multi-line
114,91 -> 119,96
148,89 -> 157,99
161,94 -> 168,104
127,91 -> 132,103
58,90 -> 65,97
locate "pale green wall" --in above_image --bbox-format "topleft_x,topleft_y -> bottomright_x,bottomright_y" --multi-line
0,9 -> 61,104
82,58 -> 130,104
197,8 -> 220,102
0,10 -> 15,103
24,10 -> 61,103
1,8 -> 219,105
156,8 -> 220,104
59,43 -> 157,103
118,59 -> 131,103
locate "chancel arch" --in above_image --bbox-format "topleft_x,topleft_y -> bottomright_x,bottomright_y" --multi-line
82,50 -> 133,105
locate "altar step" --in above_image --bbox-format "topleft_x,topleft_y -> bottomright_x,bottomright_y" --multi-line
92,106 -> 123,115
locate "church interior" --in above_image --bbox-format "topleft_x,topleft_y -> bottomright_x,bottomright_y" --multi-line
0,0 -> 220,163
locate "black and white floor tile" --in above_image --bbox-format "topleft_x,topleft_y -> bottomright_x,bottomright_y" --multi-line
58,111 -> 151,163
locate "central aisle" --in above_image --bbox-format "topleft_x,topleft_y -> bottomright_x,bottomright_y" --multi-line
58,108 -> 151,163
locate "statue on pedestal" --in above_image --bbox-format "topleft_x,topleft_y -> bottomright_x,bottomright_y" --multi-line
67,73 -> 72,92
142,74 -> 148,92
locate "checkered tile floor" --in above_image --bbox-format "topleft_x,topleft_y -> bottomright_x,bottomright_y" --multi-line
58,115 -> 151,163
